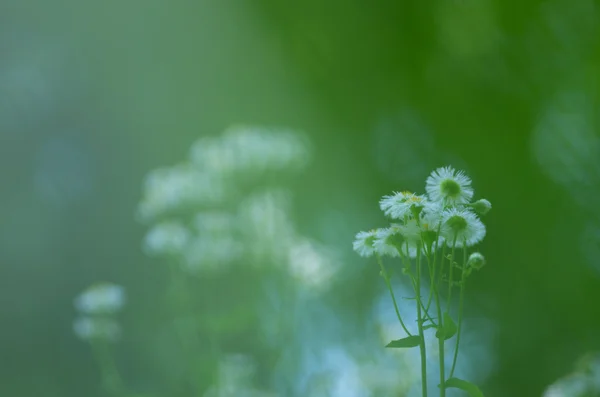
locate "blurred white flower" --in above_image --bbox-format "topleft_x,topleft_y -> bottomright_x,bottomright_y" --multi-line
190,125 -> 310,175
426,166 -> 474,205
204,354 -> 276,397
193,211 -> 236,235
74,283 -> 126,314
288,239 -> 337,287
182,236 -> 244,273
238,190 -> 296,260
73,316 -> 121,341
143,221 -> 190,256
544,353 -> 600,397
137,165 -> 226,222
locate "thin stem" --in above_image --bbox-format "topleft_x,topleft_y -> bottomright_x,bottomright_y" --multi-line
445,235 -> 458,314
432,257 -> 446,396
401,249 -> 436,327
425,224 -> 443,316
377,254 -> 412,336
415,246 -> 428,397
90,339 -> 124,397
449,244 -> 468,378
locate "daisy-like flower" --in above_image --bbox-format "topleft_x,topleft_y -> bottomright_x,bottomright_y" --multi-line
426,166 -> 474,205
373,226 -> 404,257
440,208 -> 486,247
379,191 -> 427,220
353,230 -> 378,257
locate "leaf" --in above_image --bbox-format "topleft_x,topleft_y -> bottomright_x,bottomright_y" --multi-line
444,378 -> 484,397
435,313 -> 457,340
385,335 -> 422,348
423,324 -> 437,331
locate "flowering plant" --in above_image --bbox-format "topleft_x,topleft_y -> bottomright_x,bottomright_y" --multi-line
354,166 -> 491,397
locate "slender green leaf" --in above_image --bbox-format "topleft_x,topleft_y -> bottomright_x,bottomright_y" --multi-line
435,313 -> 457,340
385,335 -> 422,348
423,324 -> 437,331
444,378 -> 484,397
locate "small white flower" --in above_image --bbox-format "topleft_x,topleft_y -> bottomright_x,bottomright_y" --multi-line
379,191 -> 427,220
440,208 -> 486,247
182,236 -> 244,273
193,211 -> 236,234
288,238 -> 336,287
143,221 -> 190,256
136,165 -> 226,222
353,230 -> 377,257
373,226 -> 403,257
73,316 -> 121,341
74,283 -> 126,314
398,219 -> 421,241
426,166 -> 474,205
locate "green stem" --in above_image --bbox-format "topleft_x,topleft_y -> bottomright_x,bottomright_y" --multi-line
445,235 -> 458,314
449,244 -> 468,378
432,259 -> 446,396
168,261 -> 205,395
377,254 -> 412,336
415,247 -> 428,397
90,339 -> 124,397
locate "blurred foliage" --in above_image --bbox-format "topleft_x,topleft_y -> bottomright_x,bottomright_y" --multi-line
2,0 -> 600,396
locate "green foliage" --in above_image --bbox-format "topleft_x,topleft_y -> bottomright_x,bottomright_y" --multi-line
385,335 -> 422,348
435,313 -> 457,341
444,377 -> 484,397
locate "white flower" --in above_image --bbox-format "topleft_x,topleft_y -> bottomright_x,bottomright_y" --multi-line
73,316 -> 121,341
74,283 -> 126,314
353,230 -> 377,257
136,165 -> 226,222
379,191 -> 427,220
182,236 -> 244,273
189,126 -> 310,175
143,221 -> 190,256
288,238 -> 337,287
193,211 -> 236,234
440,208 -> 486,247
373,227 -> 403,257
426,166 -> 474,205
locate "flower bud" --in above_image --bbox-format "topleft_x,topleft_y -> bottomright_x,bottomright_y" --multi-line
471,199 -> 491,215
467,252 -> 486,270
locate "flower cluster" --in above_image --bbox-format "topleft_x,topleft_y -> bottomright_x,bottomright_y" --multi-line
354,166 -> 491,258
73,283 -> 126,342
137,126 -> 336,286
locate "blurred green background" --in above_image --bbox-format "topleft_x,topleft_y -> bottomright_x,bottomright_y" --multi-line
2,0 -> 600,396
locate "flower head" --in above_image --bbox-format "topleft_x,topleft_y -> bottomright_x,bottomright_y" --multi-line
440,208 -> 486,247
143,221 -> 190,256
73,317 -> 121,341
373,226 -> 404,257
426,166 -> 473,205
379,191 -> 427,220
353,230 -> 378,257
74,283 -> 126,315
